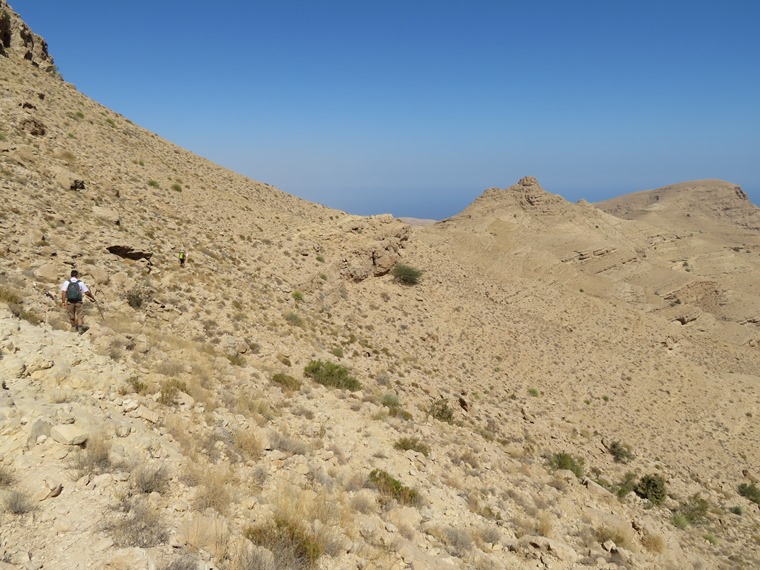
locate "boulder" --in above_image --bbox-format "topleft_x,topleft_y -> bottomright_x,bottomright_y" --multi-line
33,263 -> 60,283
50,424 -> 88,445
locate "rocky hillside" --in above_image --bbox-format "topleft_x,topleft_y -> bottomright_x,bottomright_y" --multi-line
1,3 -> 759,569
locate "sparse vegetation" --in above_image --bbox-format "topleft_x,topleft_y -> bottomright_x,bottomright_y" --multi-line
105,498 -> 168,548
285,311 -> 304,326
292,290 -> 304,302
0,286 -> 22,305
608,440 -> 635,463
133,464 -> 169,495
391,263 -> 422,285
73,433 -> 115,476
126,285 -> 152,309
0,465 -> 15,487
548,452 -> 585,479
427,398 -> 454,423
635,474 -> 667,506
243,515 -> 322,569
3,491 -> 33,515
367,469 -> 421,506
158,378 -> 187,406
304,360 -> 361,391
394,436 -> 430,456
738,482 -> 760,505
272,372 -> 301,392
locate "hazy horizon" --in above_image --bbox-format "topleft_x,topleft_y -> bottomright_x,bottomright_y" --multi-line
12,0 -> 760,218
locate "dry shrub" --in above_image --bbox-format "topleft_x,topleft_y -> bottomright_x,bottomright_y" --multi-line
159,555 -> 200,570
243,516 -> 321,570
235,391 -> 275,424
428,525 -> 473,556
273,485 -> 340,526
536,512 -> 553,537
475,524 -> 502,547
73,432 -> 114,476
178,513 -> 229,560
327,444 -> 347,465
0,465 -> 15,487
641,530 -> 666,553
514,510 -> 553,538
133,463 -> 169,495
194,466 -> 233,515
3,490 -> 33,515
595,524 -> 635,550
457,450 -> 480,469
106,498 -> 168,548
48,389 -> 74,404
165,416 -> 195,455
234,429 -> 263,461
270,430 -> 308,456
156,359 -> 185,377
158,377 -> 187,406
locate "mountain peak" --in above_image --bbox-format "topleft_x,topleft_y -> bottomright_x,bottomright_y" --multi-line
1,1 -> 56,71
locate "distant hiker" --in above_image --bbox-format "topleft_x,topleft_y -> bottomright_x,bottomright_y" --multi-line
60,269 -> 95,333
178,250 -> 186,268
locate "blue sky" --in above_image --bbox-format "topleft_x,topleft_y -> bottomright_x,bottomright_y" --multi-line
12,1 -> 760,219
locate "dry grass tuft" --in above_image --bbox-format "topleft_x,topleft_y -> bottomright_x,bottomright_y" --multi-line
73,432 -> 115,476
105,498 -> 168,548
133,463 -> 170,495
641,530 -> 666,553
243,515 -> 322,569
233,428 -> 264,461
0,465 -> 15,487
3,490 -> 33,515
194,466 -> 233,515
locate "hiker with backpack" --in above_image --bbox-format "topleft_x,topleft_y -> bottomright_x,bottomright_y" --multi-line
178,249 -> 186,268
60,269 -> 96,332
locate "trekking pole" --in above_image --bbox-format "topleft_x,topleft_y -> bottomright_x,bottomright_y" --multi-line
91,294 -> 106,324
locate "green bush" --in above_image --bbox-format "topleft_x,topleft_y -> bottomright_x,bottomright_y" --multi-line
394,437 -> 430,457
738,482 -> 760,505
284,312 -> 304,326
614,471 -> 638,499
672,493 -> 709,527
304,360 -> 361,391
608,440 -> 634,463
427,399 -> 454,424
244,515 -> 321,568
368,469 -> 421,506
548,452 -> 585,479
272,373 -> 301,392
635,474 -> 667,505
391,263 -> 422,285
158,378 -> 187,406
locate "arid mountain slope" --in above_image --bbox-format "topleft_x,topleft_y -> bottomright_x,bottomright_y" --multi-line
1,3 -> 759,570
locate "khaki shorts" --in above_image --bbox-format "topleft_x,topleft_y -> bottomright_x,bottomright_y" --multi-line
67,301 -> 84,326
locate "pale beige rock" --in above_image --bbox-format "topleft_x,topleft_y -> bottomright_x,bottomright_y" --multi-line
50,424 -> 88,445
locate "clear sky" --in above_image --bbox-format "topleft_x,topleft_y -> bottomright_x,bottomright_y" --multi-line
11,1 -> 760,219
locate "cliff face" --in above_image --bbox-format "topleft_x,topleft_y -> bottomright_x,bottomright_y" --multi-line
0,1 -> 55,70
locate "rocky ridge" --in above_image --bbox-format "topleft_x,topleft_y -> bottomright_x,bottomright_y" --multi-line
1,3 -> 759,570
